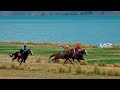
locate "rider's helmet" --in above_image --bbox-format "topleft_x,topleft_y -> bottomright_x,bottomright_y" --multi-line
24,45 -> 26,47
66,45 -> 69,48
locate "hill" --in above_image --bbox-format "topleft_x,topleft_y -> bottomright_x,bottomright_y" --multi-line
0,11 -> 120,16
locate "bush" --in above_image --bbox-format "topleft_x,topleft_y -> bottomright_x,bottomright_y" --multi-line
113,64 -> 120,68
11,64 -> 15,69
80,61 -> 88,65
107,69 -> 120,76
76,64 -> 82,74
67,65 -> 72,73
36,56 -> 41,63
100,70 -> 106,75
82,69 -> 94,75
10,64 -> 24,70
47,59 -> 51,63
94,65 -> 100,74
59,67 -> 65,73
0,64 -> 8,69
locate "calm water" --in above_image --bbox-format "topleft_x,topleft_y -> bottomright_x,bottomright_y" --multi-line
0,15 -> 120,46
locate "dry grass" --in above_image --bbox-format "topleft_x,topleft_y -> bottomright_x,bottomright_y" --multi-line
66,65 -> 72,73
36,56 -> 41,63
75,64 -> 82,74
0,41 -> 97,48
94,65 -> 100,74
1,54 -> 120,78
58,66 -> 66,73
80,60 -> 88,65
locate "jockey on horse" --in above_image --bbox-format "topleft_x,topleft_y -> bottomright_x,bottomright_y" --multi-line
61,45 -> 70,57
18,45 -> 27,57
74,42 -> 82,54
72,42 -> 84,60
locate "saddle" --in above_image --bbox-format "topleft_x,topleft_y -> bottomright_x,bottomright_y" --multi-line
61,51 -> 67,57
18,52 -> 22,57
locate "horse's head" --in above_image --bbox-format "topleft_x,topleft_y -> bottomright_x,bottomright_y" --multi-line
69,48 -> 74,55
69,48 -> 74,53
67,48 -> 74,57
27,49 -> 33,55
81,49 -> 88,55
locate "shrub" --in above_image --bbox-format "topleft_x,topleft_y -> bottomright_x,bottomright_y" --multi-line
36,56 -> 41,63
0,64 -> 8,69
50,67 -> 57,73
80,61 -> 88,65
59,67 -> 65,73
67,65 -> 72,73
82,69 -> 94,75
107,69 -> 120,76
75,64 -> 82,74
47,59 -> 51,63
10,64 -> 23,70
94,65 -> 100,74
113,64 -> 120,68
100,70 -> 106,75
11,64 -> 15,69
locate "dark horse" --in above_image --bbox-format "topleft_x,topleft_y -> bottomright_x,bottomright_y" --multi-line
9,49 -> 33,65
49,50 -> 75,66
69,48 -> 88,63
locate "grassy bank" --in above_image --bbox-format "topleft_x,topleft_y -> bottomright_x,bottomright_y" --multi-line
0,42 -> 120,63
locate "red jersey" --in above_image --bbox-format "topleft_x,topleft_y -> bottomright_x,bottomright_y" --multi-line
75,46 -> 81,52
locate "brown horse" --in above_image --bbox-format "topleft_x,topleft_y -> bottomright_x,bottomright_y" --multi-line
9,49 -> 33,65
70,48 -> 88,63
49,50 -> 75,66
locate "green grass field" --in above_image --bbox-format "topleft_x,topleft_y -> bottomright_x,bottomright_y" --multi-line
0,42 -> 120,79
0,43 -> 120,64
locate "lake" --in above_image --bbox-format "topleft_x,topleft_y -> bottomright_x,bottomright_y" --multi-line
0,15 -> 120,46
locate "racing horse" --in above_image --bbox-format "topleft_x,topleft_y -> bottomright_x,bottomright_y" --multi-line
9,49 -> 33,65
49,49 -> 75,66
70,48 -> 88,63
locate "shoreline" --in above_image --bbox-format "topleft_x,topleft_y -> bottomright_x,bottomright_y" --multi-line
0,41 -> 120,48
0,41 -> 97,48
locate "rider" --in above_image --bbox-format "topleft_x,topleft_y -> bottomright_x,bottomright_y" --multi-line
74,42 -> 82,54
61,45 -> 69,57
19,45 -> 27,56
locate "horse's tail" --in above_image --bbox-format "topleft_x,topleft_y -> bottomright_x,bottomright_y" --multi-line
49,54 -> 55,60
9,52 -> 16,57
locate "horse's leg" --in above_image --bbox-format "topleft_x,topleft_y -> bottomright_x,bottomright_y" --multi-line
63,59 -> 67,65
80,55 -> 84,60
20,59 -> 23,66
12,56 -> 17,62
77,59 -> 81,65
23,59 -> 26,63
73,59 -> 74,62
71,58 -> 75,63
68,59 -> 75,66
20,61 -> 22,66
52,58 -> 55,61
17,57 -> 21,62
12,58 -> 15,62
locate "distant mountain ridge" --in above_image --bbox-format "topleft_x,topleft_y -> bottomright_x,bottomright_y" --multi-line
0,11 -> 120,16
